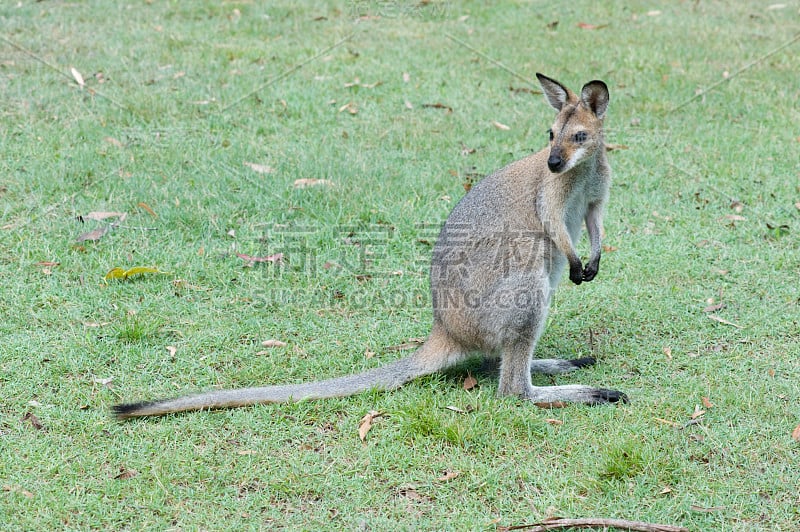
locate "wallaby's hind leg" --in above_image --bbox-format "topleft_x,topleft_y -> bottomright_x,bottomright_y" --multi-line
492,276 -> 626,405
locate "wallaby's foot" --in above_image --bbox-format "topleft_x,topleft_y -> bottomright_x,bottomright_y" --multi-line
520,384 -> 628,405
529,357 -> 596,375
581,262 -> 599,282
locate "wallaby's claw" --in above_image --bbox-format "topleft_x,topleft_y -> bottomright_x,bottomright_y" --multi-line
592,388 -> 629,405
581,267 -> 598,282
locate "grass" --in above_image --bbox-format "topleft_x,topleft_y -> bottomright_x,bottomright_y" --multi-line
1,0 -> 799,529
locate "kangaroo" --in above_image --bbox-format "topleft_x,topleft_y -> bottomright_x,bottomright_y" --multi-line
113,73 -> 627,419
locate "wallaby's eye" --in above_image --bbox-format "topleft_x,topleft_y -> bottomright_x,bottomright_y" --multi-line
573,131 -> 588,143
548,129 -> 554,141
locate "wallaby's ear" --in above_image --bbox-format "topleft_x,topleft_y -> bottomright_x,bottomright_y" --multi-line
536,73 -> 572,111
580,80 -> 609,119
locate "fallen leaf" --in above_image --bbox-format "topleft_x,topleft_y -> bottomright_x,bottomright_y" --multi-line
404,100 -> 414,109
338,102 -> 358,114
36,261 -> 60,267
166,345 -> 177,357
605,143 -> 629,151
293,178 -> 334,189
794,201 -> 800,211
602,245 -> 618,252
702,396 -> 715,409
137,202 -> 158,218
462,373 -> 478,390
730,200 -> 745,212
703,302 -> 725,313
70,67 -> 85,87
707,315 -> 742,328
444,406 -> 468,414
83,212 -> 127,222
545,418 -> 564,426
492,120 -> 511,131
104,266 -> 166,281
358,410 -> 383,442
654,417 -> 679,427
397,486 -> 433,503
261,339 -> 287,348
93,376 -> 115,386
76,225 -> 109,242
83,321 -> 110,328
20,412 -> 44,430
104,137 -> 123,148
720,214 -> 746,222
436,470 -> 460,482
534,401 -> 568,409
691,405 -> 706,419
577,22 -> 608,30
663,347 -> 673,360
792,423 -> 800,442
402,72 -> 410,83
236,252 -> 283,266
237,449 -> 258,455
172,279 -> 207,291
660,486 -> 673,495
422,102 -> 453,112
114,467 -> 138,480
243,162 -> 275,174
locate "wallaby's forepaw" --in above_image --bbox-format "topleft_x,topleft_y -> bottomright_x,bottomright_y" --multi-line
589,388 -> 629,405
570,357 -> 597,369
581,257 -> 600,282
569,263 -> 584,285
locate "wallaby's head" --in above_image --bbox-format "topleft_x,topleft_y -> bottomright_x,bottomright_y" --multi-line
535,73 -> 609,174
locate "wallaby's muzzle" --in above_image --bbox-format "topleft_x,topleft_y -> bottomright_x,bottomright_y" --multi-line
547,148 -> 564,172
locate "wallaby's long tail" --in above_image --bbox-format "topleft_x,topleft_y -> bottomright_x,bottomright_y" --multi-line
113,344 -> 448,419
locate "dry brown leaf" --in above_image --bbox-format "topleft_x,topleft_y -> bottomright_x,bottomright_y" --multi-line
76,225 -> 109,242
436,470 -> 460,482
462,373 -> 478,390
707,315 -> 742,328
721,214 -> 746,222
293,178 -> 334,189
730,200 -> 745,212
237,450 -> 258,456
422,102 -> 453,112
605,143 -> 630,151
703,302 -> 725,313
114,467 -> 138,480
385,339 -> 424,351
577,22 -> 608,29
660,486 -> 673,495
794,201 -> 800,211
492,120 -> 511,131
535,401 -> 568,409
338,102 -> 358,114
137,202 -> 157,218
545,418 -> 564,426
690,505 -> 725,513
791,423 -> 800,442
36,261 -> 60,268
663,347 -> 673,360
236,253 -> 283,266
261,339 -> 287,348
444,406 -> 468,414
690,405 -> 706,419
358,410 -> 383,442
20,412 -> 44,430
243,162 -> 275,174
701,396 -> 715,409
104,137 -> 123,148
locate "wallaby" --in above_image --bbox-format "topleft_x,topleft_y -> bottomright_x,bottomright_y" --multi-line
113,73 -> 627,419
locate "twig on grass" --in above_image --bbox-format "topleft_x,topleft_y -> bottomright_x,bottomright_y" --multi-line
498,517 -> 689,532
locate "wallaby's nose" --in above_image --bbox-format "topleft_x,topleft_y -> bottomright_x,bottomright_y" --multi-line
547,149 -> 564,172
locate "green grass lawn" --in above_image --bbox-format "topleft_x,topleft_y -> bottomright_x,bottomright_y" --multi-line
2,1 -> 799,529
